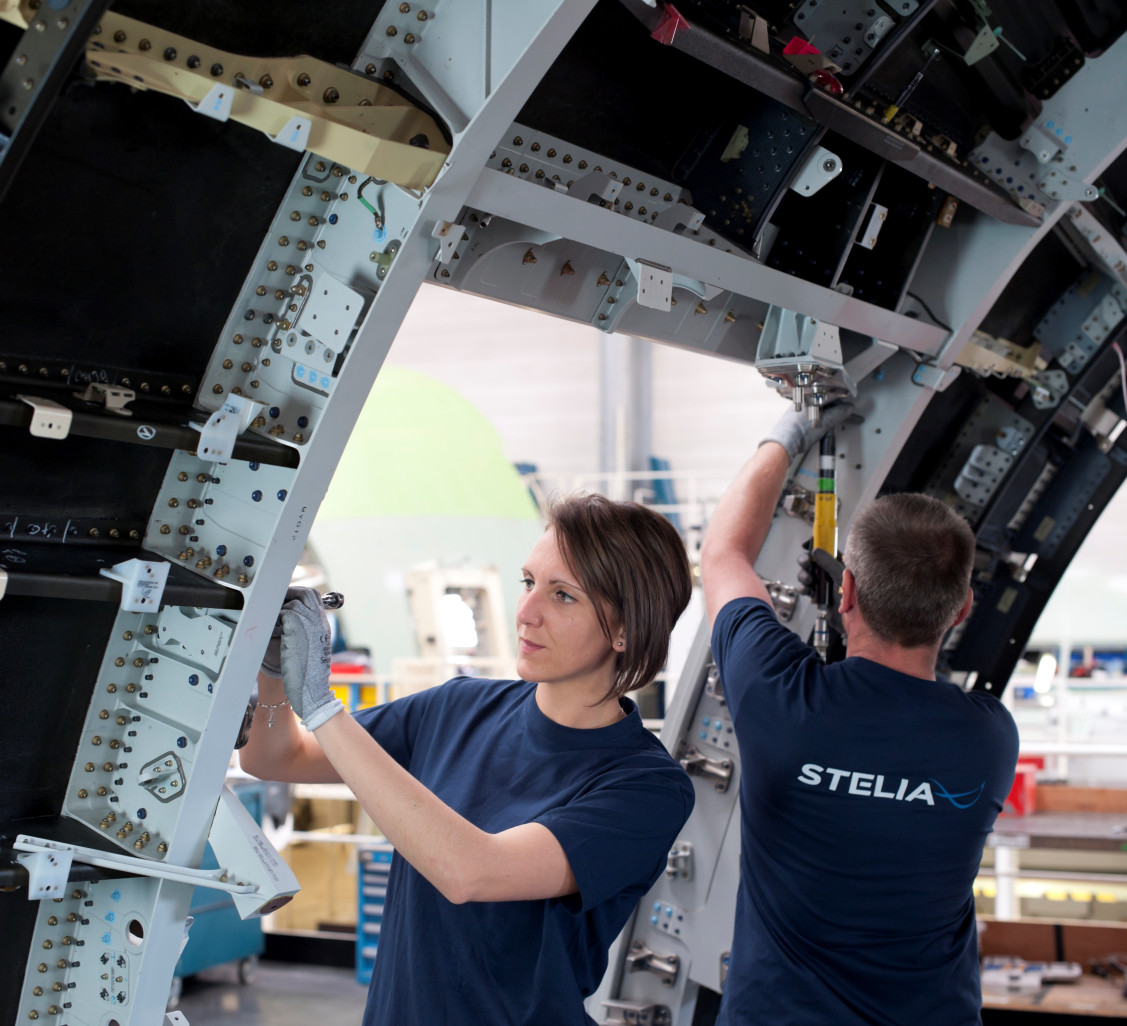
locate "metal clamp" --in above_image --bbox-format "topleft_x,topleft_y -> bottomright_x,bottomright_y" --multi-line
665,840 -> 693,881
625,939 -> 680,987
704,664 -> 725,705
601,1000 -> 672,1026
679,745 -> 733,792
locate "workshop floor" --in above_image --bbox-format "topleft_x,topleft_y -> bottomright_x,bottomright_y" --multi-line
176,960 -> 369,1024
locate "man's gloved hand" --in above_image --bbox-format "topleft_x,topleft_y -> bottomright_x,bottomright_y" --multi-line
760,401 -> 853,461
279,587 -> 344,731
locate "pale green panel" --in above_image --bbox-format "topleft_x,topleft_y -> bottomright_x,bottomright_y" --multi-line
318,365 -> 540,521
308,515 -> 544,676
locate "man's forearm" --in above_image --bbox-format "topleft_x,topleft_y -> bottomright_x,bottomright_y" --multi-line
702,441 -> 791,570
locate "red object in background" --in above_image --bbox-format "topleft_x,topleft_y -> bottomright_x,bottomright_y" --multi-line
812,68 -> 844,96
783,36 -> 822,55
1002,761 -> 1040,817
651,4 -> 690,45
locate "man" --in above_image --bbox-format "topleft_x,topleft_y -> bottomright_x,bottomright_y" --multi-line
701,407 -> 1019,1026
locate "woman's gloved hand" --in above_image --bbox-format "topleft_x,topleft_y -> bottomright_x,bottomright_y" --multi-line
279,587 -> 344,731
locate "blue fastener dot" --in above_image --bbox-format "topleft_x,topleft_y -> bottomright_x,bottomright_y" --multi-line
701,717 -> 710,727
651,915 -> 659,925
252,490 -> 263,502
216,545 -> 227,556
873,368 -> 884,381
243,555 -> 255,567
653,901 -> 662,912
102,932 -> 112,944
207,683 -> 213,694
111,889 -> 122,902
249,462 -> 260,471
297,416 -> 309,428
296,366 -> 306,379
188,674 -> 199,686
269,407 -> 280,419
321,376 -> 331,389
1047,120 -> 1055,128
176,736 -> 187,749
666,907 -> 674,918
105,911 -> 115,922
137,808 -> 147,819
1065,135 -> 1072,144
276,489 -> 287,500
699,730 -> 708,739
328,214 -> 338,224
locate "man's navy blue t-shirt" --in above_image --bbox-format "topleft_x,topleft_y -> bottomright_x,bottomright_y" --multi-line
352,676 -> 695,1026
712,598 -> 1019,1026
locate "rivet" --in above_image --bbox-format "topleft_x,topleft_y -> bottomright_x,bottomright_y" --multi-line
386,25 -> 397,36
323,87 -> 339,103
296,72 -> 311,86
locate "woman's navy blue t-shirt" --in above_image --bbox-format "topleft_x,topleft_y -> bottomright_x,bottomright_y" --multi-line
353,676 -> 694,1026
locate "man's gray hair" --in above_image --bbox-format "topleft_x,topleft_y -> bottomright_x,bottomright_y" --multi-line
842,493 -> 976,649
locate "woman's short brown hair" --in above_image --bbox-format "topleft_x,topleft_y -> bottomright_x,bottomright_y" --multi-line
546,493 -> 693,702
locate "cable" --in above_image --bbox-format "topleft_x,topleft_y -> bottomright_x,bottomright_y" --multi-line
1112,341 -> 1127,416
905,292 -> 953,332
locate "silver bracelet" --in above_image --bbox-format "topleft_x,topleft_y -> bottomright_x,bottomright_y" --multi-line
258,698 -> 290,728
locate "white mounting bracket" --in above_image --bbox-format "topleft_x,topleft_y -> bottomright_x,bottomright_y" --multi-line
15,848 -> 72,899
788,146 -> 843,198
653,204 -> 705,234
568,170 -> 622,206
1020,116 -> 1069,164
75,381 -> 135,416
99,557 -> 171,612
191,393 -> 265,463
186,82 -> 233,122
165,1012 -> 191,1026
628,258 -> 673,311
17,394 -> 72,439
269,114 -> 311,152
432,219 -> 461,264
208,786 -> 300,918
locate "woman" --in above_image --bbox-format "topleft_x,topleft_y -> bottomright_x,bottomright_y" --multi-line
241,493 -> 695,1026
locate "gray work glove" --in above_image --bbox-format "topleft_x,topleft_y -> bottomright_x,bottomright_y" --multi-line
760,401 -> 853,461
260,586 -> 304,677
279,587 -> 344,731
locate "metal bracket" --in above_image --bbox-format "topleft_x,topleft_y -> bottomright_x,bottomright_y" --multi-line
432,219 -> 461,264
17,394 -> 72,439
568,170 -> 622,207
679,745 -> 733,792
1030,368 -> 1069,410
15,848 -> 73,900
664,840 -> 693,881
788,145 -> 843,197
191,393 -> 265,463
765,581 -> 799,622
705,664 -> 725,705
1038,167 -> 1098,203
602,1000 -> 672,1026
652,204 -> 705,234
185,81 -> 234,122
625,939 -> 680,987
911,362 -> 961,392
99,557 -> 171,612
269,114 -> 311,152
630,258 -> 673,311
954,444 -> 1013,507
857,203 -> 888,250
75,381 -> 135,416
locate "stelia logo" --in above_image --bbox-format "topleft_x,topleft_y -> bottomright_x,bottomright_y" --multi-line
797,763 -> 984,809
